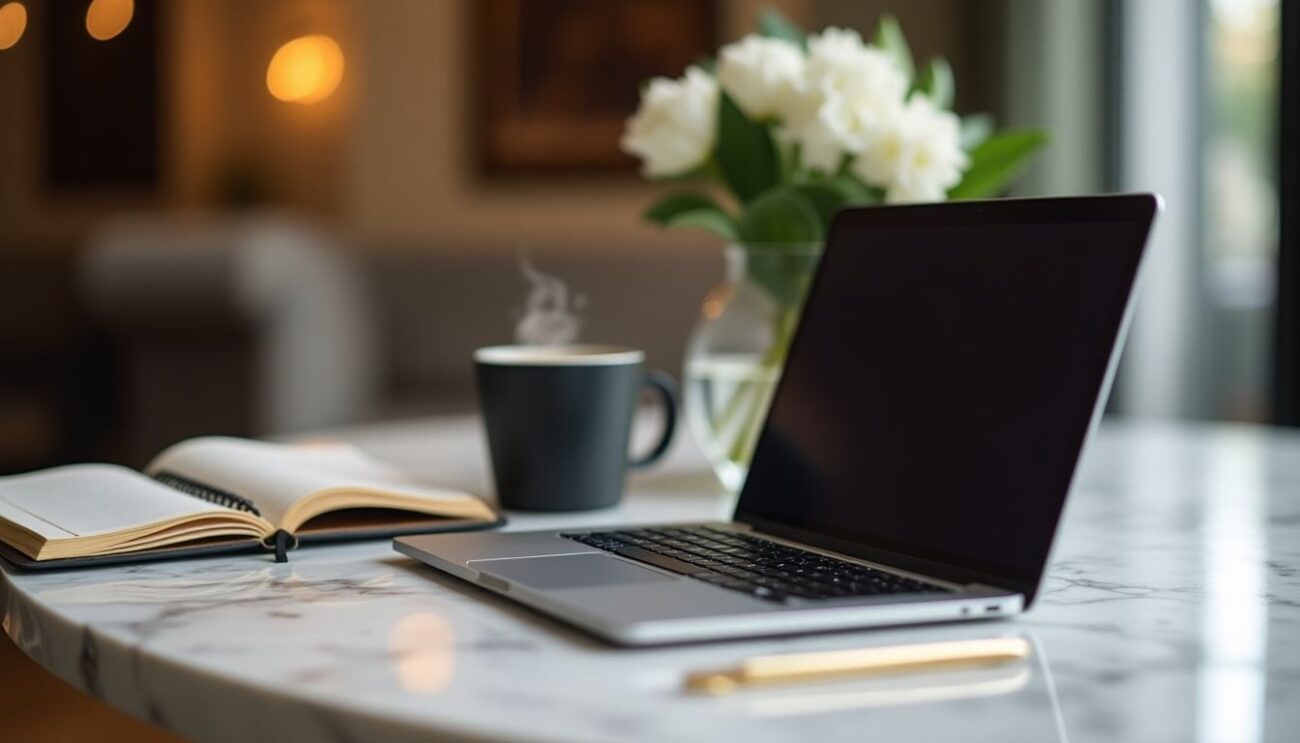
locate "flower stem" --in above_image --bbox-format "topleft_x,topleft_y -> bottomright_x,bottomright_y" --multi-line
725,306 -> 798,465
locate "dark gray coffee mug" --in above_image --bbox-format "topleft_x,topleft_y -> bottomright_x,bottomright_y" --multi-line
474,344 -> 678,511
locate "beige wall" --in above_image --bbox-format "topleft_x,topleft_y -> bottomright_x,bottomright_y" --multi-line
170,0 -> 355,214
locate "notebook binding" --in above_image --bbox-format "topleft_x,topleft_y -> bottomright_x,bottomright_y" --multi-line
153,471 -> 262,517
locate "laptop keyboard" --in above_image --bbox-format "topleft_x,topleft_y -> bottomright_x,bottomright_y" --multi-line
561,526 -> 950,603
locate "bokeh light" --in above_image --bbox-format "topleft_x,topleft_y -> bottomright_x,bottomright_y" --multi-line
85,0 -> 134,42
0,2 -> 27,51
266,35 -> 345,104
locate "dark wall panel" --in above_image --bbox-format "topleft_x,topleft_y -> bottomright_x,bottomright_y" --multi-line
1277,0 -> 1298,426
44,0 -> 159,191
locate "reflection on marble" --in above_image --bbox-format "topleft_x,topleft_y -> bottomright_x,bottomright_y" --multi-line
733,653 -> 1033,717
3,417 -> 1300,742
1198,434 -> 1268,743
388,612 -> 456,695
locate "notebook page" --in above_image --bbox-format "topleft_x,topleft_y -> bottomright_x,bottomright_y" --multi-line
144,437 -> 477,529
0,464 -> 243,540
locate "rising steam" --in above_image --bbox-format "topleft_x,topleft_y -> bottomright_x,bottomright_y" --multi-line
515,253 -> 585,345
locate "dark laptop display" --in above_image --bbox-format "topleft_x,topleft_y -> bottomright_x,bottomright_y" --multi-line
738,196 -> 1157,603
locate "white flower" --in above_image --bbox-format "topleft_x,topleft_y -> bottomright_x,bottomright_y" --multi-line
777,85 -> 852,173
780,27 -> 909,173
852,94 -> 968,203
716,35 -> 806,120
805,28 -> 908,110
620,67 -> 718,178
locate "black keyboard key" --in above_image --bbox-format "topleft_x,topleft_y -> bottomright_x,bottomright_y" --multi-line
607,546 -> 707,576
563,528 -> 950,603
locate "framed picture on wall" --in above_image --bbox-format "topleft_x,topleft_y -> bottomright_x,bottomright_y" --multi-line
476,0 -> 717,173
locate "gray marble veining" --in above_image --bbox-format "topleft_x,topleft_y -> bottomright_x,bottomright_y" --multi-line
3,417 -> 1299,742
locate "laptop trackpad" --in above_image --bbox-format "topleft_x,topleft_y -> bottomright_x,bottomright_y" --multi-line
474,553 -> 675,590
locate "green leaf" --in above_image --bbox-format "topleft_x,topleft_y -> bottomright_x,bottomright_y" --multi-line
949,130 -> 1049,200
917,57 -> 954,109
669,210 -> 739,241
873,16 -> 914,83
830,173 -> 879,203
776,138 -> 801,181
792,183 -> 847,231
738,186 -> 822,244
715,92 -> 780,203
644,191 -> 715,221
737,188 -> 824,306
797,170 -> 880,204
693,55 -> 716,74
746,245 -> 821,308
959,113 -> 995,150
644,191 -> 737,240
758,8 -> 807,50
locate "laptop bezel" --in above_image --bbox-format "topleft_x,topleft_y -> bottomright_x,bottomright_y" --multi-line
732,194 -> 1160,606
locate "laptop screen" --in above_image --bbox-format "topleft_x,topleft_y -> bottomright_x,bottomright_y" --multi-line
735,196 -> 1156,596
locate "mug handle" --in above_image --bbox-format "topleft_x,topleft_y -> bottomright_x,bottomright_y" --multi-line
629,369 -> 678,469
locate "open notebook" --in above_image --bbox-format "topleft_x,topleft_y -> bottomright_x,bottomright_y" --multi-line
0,437 -> 501,569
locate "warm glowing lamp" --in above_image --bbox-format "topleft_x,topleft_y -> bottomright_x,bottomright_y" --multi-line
86,0 -> 134,41
266,35 -> 345,104
0,2 -> 27,51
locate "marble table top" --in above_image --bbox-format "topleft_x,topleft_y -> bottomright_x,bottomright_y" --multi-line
3,416 -> 1299,743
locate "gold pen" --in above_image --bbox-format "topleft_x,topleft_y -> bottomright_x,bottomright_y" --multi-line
684,637 -> 1032,696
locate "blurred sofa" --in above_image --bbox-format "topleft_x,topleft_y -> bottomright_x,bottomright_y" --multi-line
82,214 -> 380,462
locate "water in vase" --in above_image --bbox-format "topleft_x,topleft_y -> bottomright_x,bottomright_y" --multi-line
684,354 -> 783,492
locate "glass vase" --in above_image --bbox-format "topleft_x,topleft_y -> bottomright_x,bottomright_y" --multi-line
684,242 -> 823,492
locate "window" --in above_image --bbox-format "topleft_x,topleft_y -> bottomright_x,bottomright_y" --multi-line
1202,0 -> 1280,422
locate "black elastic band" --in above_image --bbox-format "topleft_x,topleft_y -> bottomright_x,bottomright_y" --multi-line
263,530 -> 298,563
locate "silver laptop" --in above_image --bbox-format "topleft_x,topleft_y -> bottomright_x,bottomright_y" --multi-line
396,194 -> 1160,646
